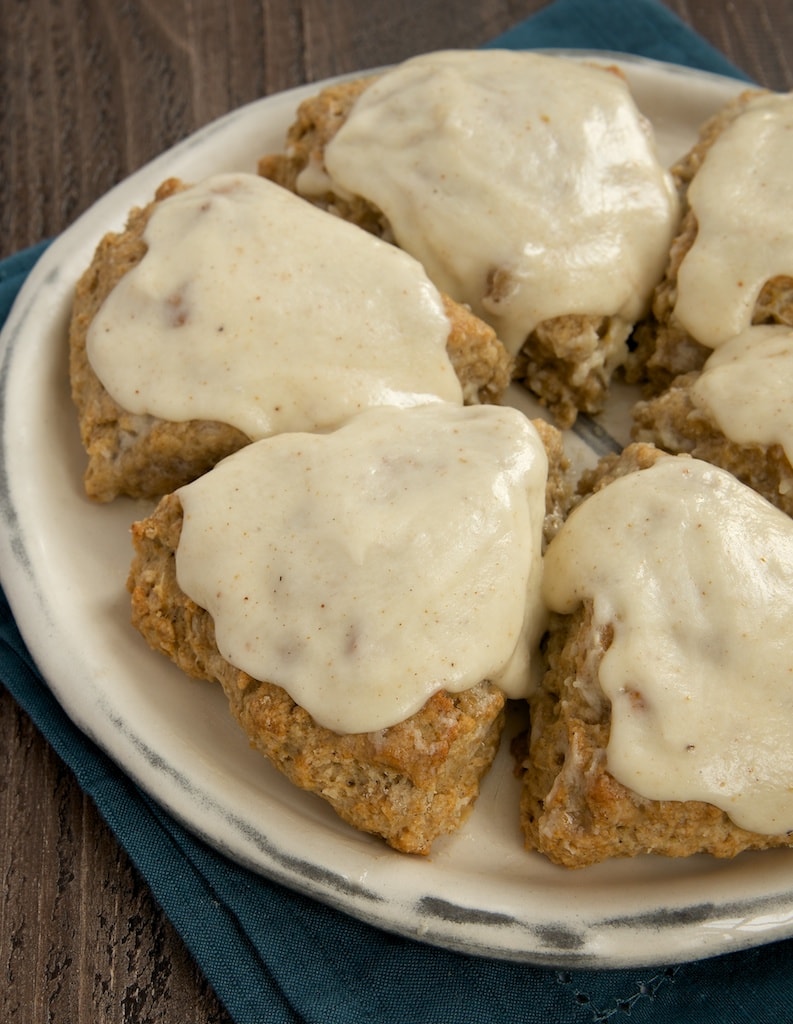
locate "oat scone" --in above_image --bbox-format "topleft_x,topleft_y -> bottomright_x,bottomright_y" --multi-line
259,76 -> 383,236
70,174 -> 511,503
259,51 -> 678,429
517,443 -> 793,868
127,404 -> 569,854
627,89 -> 793,391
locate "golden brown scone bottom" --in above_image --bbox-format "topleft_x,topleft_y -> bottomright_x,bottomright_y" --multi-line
69,175 -> 511,503
259,78 -> 635,430
516,443 -> 793,869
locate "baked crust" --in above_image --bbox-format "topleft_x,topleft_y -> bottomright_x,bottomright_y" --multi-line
258,76 -> 386,237
517,443 -> 793,868
69,175 -> 511,503
258,78 -> 642,429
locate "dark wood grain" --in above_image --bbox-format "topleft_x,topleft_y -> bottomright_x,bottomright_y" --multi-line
2,2 -> 792,1021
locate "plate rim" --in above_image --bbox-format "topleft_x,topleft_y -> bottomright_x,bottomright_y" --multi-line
2,50 -> 791,970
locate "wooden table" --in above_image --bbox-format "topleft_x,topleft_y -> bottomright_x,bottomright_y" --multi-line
2,1 -> 791,1020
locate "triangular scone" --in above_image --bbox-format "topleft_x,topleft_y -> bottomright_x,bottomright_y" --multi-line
127,404 -> 570,854
259,50 -> 678,428
70,173 -> 511,503
632,329 -> 793,517
628,90 -> 793,515
518,443 -> 793,868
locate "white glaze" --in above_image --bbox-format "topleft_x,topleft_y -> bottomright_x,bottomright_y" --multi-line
176,403 -> 549,734
87,173 -> 462,438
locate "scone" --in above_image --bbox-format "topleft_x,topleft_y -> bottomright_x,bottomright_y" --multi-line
632,325 -> 793,516
127,403 -> 570,854
70,172 -> 511,502
628,88 -> 793,390
517,443 -> 793,868
628,90 -> 793,514
259,50 -> 678,428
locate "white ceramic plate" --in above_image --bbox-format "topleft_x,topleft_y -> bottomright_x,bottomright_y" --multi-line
3,52 -> 791,970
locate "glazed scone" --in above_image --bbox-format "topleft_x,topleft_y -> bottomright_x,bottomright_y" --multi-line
70,173 -> 511,502
259,50 -> 678,428
517,443 -> 793,868
628,89 -> 793,390
127,403 -> 569,854
627,90 -> 793,512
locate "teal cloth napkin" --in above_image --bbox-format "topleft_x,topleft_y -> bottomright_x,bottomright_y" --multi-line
0,2 -> 783,1022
